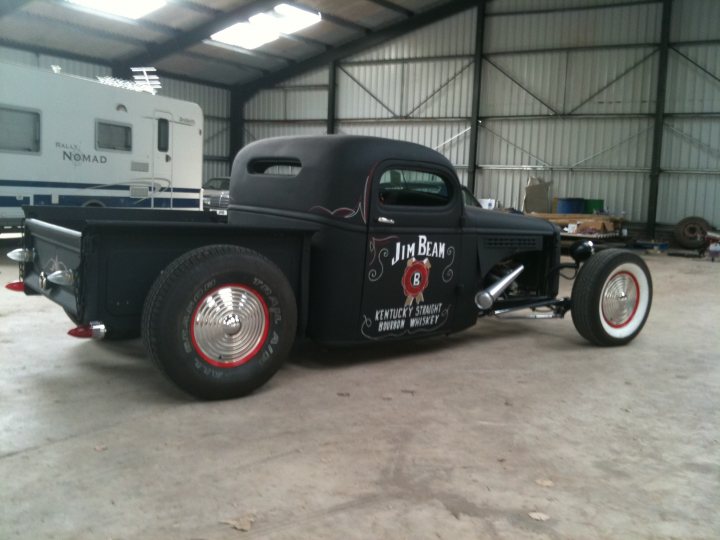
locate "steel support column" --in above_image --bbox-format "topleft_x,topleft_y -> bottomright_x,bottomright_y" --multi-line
230,90 -> 246,161
466,1 -> 486,195
327,61 -> 337,134
647,0 -> 672,237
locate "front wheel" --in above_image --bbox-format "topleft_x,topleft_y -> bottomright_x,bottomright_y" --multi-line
571,249 -> 652,346
142,245 -> 297,399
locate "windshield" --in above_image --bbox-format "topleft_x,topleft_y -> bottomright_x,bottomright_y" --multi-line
203,177 -> 230,190
461,186 -> 481,207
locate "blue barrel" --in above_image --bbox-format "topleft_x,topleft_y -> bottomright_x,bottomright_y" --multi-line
556,198 -> 585,214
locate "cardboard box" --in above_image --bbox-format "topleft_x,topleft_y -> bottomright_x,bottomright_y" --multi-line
576,219 -> 614,234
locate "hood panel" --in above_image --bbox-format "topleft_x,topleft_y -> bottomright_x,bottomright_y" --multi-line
464,207 -> 558,236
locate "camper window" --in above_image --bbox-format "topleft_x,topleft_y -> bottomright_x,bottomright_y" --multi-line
0,106 -> 40,153
157,119 -> 169,152
96,121 -> 132,151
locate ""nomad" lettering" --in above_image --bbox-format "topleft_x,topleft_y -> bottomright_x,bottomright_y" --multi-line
62,151 -> 107,164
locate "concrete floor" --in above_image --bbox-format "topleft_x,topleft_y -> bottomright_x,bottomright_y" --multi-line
0,235 -> 718,539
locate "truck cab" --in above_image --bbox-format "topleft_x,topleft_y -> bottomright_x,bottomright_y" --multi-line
228,135 -> 558,344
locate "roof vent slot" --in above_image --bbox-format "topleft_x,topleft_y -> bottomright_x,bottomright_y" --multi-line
247,158 -> 302,177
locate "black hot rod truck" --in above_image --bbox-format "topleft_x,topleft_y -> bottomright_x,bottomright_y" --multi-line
6,136 -> 652,399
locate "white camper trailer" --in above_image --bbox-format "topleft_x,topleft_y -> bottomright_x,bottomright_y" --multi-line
0,62 -> 204,230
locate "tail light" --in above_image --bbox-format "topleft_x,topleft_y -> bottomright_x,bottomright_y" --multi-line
68,322 -> 107,340
5,281 -> 25,292
68,325 -> 93,338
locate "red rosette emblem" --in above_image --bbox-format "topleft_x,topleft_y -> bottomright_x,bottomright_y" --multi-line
402,257 -> 431,306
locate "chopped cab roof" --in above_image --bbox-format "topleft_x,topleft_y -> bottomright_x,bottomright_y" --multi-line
229,135 -> 456,220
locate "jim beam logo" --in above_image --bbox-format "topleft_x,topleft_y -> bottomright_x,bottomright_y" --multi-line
363,235 -> 452,339
402,257 -> 431,306
391,235 -> 445,266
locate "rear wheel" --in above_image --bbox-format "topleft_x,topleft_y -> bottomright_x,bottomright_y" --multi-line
571,249 -> 652,346
142,245 -> 297,399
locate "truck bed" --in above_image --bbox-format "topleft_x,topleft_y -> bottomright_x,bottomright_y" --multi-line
20,206 -> 315,339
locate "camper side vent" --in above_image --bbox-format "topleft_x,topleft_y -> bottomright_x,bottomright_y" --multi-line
131,161 -> 149,172
130,186 -> 150,198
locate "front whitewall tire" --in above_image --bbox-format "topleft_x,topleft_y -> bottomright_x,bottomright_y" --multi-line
597,262 -> 651,340
571,249 -> 653,346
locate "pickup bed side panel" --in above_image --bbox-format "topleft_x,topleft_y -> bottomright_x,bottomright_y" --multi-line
80,223 -> 310,338
20,208 -> 311,339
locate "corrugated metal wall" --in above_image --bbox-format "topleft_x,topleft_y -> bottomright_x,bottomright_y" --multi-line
244,67 -> 329,145
0,47 -> 231,183
161,77 -> 232,182
658,0 -> 720,225
477,1 -> 663,219
336,8 -> 475,181
244,0 -> 719,226
0,45 -> 111,77
478,0 -> 719,224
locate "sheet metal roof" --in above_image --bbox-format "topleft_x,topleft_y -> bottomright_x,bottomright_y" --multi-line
0,0 -> 467,89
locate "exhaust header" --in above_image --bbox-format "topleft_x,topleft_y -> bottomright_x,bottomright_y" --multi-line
475,265 -> 524,311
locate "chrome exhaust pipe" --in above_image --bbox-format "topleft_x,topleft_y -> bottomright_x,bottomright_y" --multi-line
90,322 -> 107,340
475,265 -> 524,310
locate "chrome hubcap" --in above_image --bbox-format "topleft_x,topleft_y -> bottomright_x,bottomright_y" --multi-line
601,271 -> 639,328
191,285 -> 268,366
222,313 -> 242,336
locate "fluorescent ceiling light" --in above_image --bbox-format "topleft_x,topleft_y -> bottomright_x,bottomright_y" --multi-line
210,3 -> 321,50
67,0 -> 166,20
273,4 -> 323,34
211,21 -> 279,51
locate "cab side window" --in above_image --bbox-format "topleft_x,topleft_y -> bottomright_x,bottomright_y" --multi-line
379,169 -> 451,207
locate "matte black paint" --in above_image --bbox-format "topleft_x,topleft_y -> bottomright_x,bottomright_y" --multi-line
20,135 -> 561,345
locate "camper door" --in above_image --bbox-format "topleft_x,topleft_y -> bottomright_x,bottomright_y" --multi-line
153,111 -> 173,206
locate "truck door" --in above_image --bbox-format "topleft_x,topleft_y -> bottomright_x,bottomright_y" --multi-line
361,161 -> 463,340
153,111 -> 173,207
